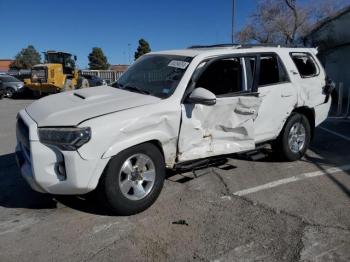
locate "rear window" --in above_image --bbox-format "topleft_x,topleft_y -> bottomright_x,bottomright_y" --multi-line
290,53 -> 319,78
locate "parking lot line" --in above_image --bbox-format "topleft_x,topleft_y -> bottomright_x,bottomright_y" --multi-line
319,126 -> 350,142
233,164 -> 350,196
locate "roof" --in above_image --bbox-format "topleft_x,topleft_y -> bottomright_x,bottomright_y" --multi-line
151,45 -> 317,58
308,5 -> 350,36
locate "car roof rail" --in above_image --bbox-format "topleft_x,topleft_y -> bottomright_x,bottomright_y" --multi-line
187,43 -> 287,49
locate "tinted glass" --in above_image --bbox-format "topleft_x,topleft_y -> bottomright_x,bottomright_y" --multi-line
196,58 -> 243,96
258,54 -> 288,86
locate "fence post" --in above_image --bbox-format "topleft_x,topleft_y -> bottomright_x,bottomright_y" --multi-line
337,83 -> 343,116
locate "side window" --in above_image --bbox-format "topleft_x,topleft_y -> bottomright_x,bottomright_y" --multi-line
291,53 -> 318,78
258,54 -> 289,86
196,58 -> 243,96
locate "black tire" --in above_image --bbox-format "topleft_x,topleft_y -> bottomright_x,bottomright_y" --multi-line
5,87 -> 15,98
63,79 -> 74,92
273,113 -> 311,161
98,143 -> 165,215
77,78 -> 89,89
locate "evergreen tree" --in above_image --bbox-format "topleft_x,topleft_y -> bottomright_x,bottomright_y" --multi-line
88,47 -> 109,70
134,39 -> 151,60
10,45 -> 41,69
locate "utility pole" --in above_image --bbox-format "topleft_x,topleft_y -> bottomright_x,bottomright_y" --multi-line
231,0 -> 236,44
127,43 -> 131,65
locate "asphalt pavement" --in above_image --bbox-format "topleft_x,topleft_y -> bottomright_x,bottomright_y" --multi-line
0,98 -> 349,262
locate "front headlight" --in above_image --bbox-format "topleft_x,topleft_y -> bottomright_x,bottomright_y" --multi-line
38,127 -> 91,151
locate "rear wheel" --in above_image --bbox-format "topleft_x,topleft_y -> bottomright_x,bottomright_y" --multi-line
77,78 -> 89,89
5,87 -> 15,98
273,113 -> 311,161
98,143 -> 165,215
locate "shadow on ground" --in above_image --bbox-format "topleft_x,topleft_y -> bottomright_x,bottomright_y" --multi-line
0,152 -> 111,215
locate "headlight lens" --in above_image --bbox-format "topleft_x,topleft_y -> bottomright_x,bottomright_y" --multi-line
38,127 -> 91,151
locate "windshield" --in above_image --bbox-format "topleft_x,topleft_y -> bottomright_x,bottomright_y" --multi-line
112,54 -> 192,98
0,76 -> 20,82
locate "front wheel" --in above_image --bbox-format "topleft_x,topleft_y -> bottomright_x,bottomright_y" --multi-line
98,143 -> 165,215
273,113 -> 311,161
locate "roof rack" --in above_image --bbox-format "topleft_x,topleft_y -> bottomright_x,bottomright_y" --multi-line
188,43 -> 283,49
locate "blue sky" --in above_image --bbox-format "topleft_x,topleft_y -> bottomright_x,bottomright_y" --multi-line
0,0 -> 256,68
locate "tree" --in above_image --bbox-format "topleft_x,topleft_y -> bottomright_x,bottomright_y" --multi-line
236,0 -> 347,45
134,39 -> 151,60
88,47 -> 109,70
10,45 -> 41,69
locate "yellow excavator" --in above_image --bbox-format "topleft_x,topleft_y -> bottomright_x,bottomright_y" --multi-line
24,51 -> 89,94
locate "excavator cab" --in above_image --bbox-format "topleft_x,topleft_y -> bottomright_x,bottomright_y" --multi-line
44,51 -> 76,76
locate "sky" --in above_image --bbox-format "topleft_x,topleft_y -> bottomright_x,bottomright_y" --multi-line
0,0 -> 257,68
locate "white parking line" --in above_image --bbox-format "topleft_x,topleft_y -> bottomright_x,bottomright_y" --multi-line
233,164 -> 350,196
319,126 -> 350,142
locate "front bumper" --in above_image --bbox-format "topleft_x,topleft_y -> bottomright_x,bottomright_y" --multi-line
25,83 -> 59,93
15,110 -> 109,195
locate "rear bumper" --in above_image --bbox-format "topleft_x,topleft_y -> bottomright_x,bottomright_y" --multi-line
315,98 -> 332,126
15,110 -> 109,195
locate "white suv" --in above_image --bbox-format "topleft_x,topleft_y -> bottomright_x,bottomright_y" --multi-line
16,45 -> 332,214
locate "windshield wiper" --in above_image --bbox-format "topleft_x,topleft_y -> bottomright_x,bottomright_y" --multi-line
123,85 -> 151,95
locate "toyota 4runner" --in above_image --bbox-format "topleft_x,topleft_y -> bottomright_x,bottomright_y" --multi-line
16,45 -> 332,215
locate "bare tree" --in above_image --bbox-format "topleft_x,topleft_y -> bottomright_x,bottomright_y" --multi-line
236,0 -> 348,45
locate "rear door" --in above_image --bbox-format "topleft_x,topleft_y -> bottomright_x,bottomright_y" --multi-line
177,56 -> 261,162
253,53 -> 297,143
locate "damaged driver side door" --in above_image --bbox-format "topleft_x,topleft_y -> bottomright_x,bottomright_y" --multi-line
177,56 -> 262,162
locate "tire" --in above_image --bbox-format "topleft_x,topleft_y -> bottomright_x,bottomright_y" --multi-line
5,87 -> 15,98
63,79 -> 74,92
98,143 -> 165,215
273,113 -> 311,161
77,78 -> 89,89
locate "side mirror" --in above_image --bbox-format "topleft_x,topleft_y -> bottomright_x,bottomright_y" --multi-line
186,87 -> 216,106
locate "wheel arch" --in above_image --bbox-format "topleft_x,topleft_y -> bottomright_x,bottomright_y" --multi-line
292,106 -> 315,139
91,140 -> 167,193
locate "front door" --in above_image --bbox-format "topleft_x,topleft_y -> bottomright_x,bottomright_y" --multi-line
177,56 -> 262,162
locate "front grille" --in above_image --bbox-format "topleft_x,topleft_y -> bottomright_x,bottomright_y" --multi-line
17,116 -> 30,150
31,67 -> 47,83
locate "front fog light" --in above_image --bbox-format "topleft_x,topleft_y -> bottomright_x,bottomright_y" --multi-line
38,127 -> 91,151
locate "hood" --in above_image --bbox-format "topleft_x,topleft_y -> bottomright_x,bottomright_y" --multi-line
26,86 -> 161,126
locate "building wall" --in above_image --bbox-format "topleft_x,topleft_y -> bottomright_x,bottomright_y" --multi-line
307,9 -> 350,97
0,60 -> 13,72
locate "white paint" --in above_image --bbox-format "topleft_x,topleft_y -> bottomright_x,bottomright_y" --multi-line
319,126 -> 350,142
18,46 -> 330,196
234,164 -> 350,196
178,96 -> 261,162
